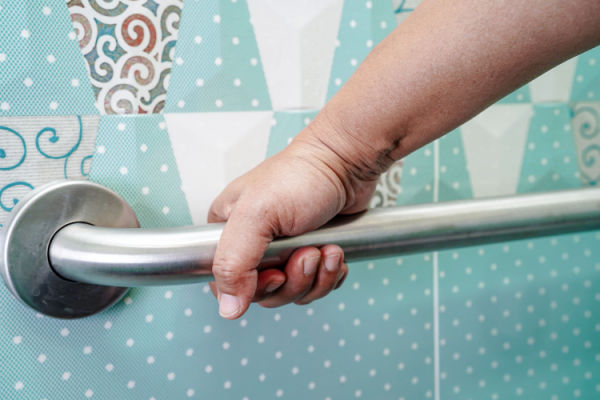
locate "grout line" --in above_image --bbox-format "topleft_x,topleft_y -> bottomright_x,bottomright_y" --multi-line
433,140 -> 441,400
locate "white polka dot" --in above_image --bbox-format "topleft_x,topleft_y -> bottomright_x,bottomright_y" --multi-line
160,164 -> 169,173
71,78 -> 80,87
0,102 -> 9,111
42,6 -> 51,15
177,100 -> 185,108
215,99 -> 223,108
0,53 -> 6,62
119,166 -> 128,175
349,20 -> 357,28
233,78 -> 241,86
184,308 -> 192,316
147,356 -> 155,364
13,336 -> 22,345
20,30 -> 30,39
126,338 -> 134,347
194,35 -> 202,44
224,381 -> 232,389
175,57 -> 184,65
186,389 -> 195,397
195,78 -> 204,87
37,354 -> 47,363
49,101 -> 58,110
251,99 -> 259,107
232,37 -> 239,45
186,348 -> 194,356
46,54 -> 56,63
213,15 -> 221,23
165,331 -> 174,340
167,372 -> 175,381
85,389 -> 93,398
250,57 -> 258,66
104,321 -> 112,329
83,346 -> 93,355
105,363 -> 114,372
23,77 -> 33,87
205,365 -> 213,373
68,31 -> 77,40
215,57 -> 222,66
62,372 -> 71,380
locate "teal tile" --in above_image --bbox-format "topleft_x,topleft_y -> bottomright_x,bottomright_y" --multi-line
396,142 -> 435,205
438,233 -> 600,399
0,1 -> 97,116
165,0 -> 271,112
517,104 -> 581,193
88,114 -> 192,227
266,110 -> 318,157
438,130 -> 473,201
571,47 -> 600,102
326,0 -> 396,101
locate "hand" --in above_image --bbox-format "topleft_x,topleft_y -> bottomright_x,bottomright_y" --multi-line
208,114 -> 381,319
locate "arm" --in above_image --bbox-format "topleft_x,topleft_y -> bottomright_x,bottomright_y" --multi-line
210,0 -> 600,319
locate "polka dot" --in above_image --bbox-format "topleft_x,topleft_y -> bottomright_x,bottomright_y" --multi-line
250,57 -> 258,66
46,54 -> 56,63
49,101 -> 58,110
62,372 -> 71,381
83,346 -> 93,355
215,57 -> 223,66
213,15 -> 221,23
0,102 -> 9,111
20,30 -> 30,39
232,37 -> 240,45
175,57 -> 184,65
0,53 -> 6,62
177,100 -> 185,108
42,6 -> 51,15
85,389 -> 93,398
23,77 -> 33,87
195,78 -> 204,87
216,99 -> 223,108
194,35 -> 202,44
160,164 -> 169,173
71,78 -> 80,87
141,187 -> 150,195
37,354 -> 47,363
119,166 -> 128,175
233,78 -> 241,87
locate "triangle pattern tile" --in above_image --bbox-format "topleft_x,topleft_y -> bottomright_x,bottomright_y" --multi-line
165,111 -> 273,224
571,46 -> 600,102
67,0 -> 184,114
529,58 -> 577,103
326,0 -> 396,101
395,142 -> 435,205
438,130 -> 473,202
248,0 -> 343,110
461,104 -> 533,198
165,0 -> 271,112
0,1 -> 97,116
517,104 -> 581,193
88,114 -> 192,227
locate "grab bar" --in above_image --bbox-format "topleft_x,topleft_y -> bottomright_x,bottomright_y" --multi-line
2,180 -> 599,319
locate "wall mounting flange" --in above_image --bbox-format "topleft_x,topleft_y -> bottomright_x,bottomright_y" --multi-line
0,180 -> 139,319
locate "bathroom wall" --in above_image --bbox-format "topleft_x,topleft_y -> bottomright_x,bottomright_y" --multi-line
1,1 -> 599,399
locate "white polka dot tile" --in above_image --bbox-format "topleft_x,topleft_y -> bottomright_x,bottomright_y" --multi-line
165,0 -> 271,112
0,1 -> 96,115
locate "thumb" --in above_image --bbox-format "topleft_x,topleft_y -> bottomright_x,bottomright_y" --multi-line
212,203 -> 273,319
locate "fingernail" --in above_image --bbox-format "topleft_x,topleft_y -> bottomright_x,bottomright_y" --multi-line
265,280 -> 283,293
219,293 -> 242,319
303,255 -> 320,275
324,254 -> 341,272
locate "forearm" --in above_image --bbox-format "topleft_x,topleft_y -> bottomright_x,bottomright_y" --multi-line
304,0 -> 600,178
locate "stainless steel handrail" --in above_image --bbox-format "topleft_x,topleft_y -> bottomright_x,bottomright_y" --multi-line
50,187 -> 600,286
2,180 -> 599,318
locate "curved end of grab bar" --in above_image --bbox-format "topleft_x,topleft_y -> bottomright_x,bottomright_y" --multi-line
0,180 -> 139,319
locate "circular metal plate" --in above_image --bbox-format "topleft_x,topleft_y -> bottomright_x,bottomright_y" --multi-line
0,180 -> 139,319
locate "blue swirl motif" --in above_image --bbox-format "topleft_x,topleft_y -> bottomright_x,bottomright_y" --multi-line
36,116 -> 83,179
573,106 -> 600,185
80,154 -> 94,177
0,181 -> 34,212
573,106 -> 600,140
0,126 -> 27,171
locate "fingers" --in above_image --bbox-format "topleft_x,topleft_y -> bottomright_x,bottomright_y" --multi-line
258,245 -> 347,308
294,245 -> 347,305
211,202 -> 273,320
257,247 -> 321,308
